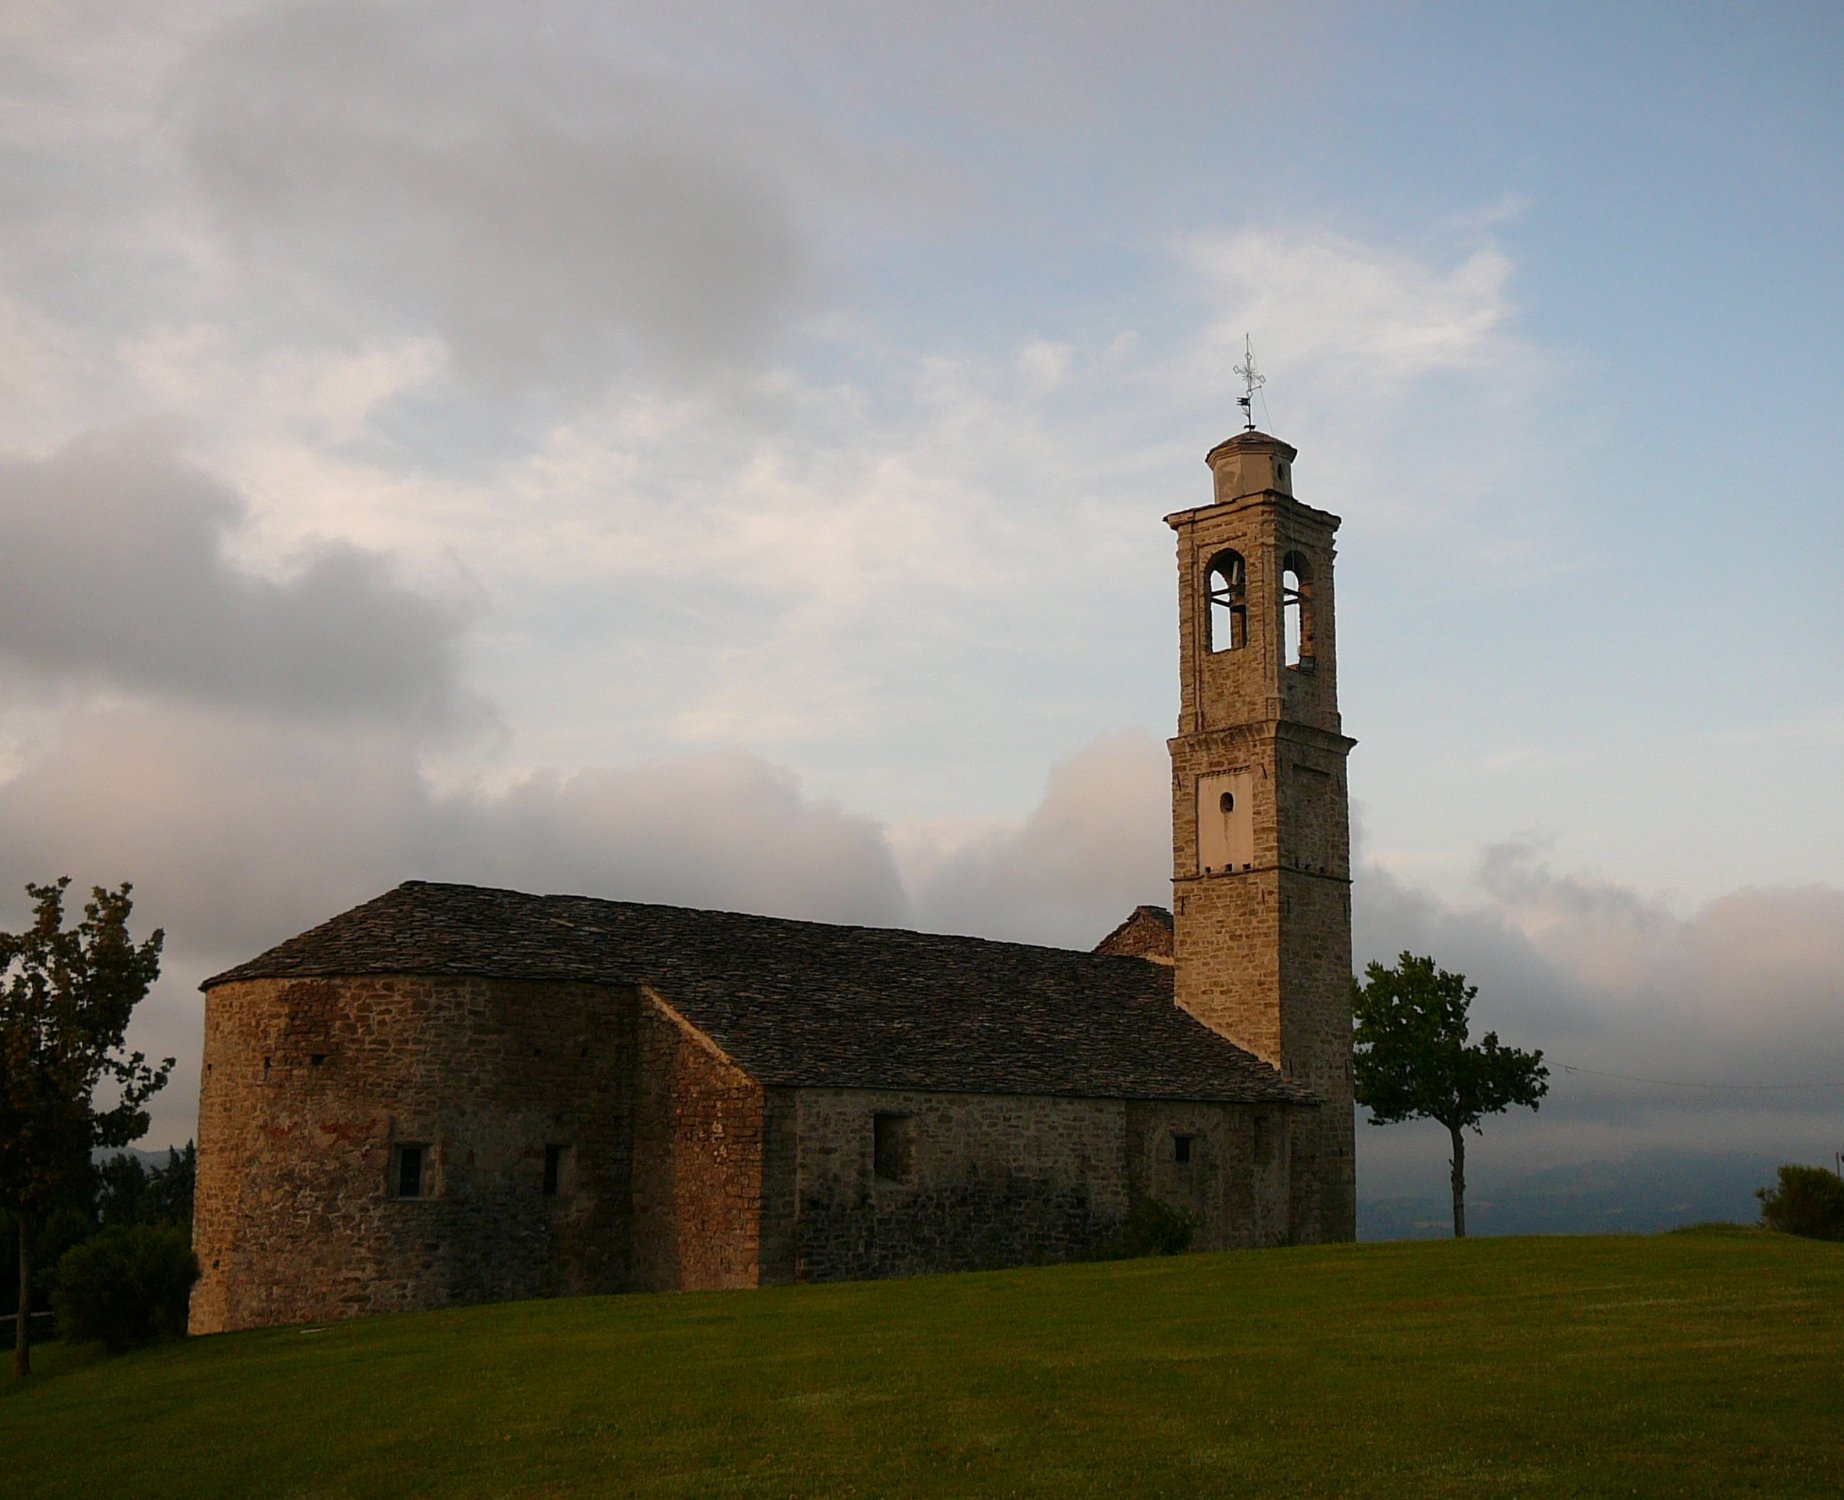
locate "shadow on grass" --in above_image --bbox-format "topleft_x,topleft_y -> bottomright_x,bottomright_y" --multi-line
1,1338 -> 108,1396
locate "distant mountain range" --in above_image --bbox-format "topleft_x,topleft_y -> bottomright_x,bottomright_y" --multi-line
92,1145 -> 186,1169
1359,1148 -> 1790,1241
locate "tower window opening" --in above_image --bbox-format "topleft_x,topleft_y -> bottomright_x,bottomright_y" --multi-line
1282,553 -> 1314,668
1207,551 -> 1247,652
391,1144 -> 429,1199
1173,1133 -> 1195,1165
542,1143 -> 573,1197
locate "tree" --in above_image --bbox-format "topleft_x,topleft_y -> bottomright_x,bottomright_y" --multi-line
94,1150 -> 151,1228
144,1142 -> 196,1231
0,879 -> 167,1379
51,1224 -> 198,1353
93,1141 -> 195,1232
1756,1164 -> 1844,1241
1352,952 -> 1548,1238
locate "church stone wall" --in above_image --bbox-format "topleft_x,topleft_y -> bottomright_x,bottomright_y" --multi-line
191,974 -> 638,1334
1123,1100 -> 1295,1250
632,994 -> 766,1292
780,1089 -> 1298,1281
194,976 -> 1318,1327
786,1089 -> 1129,1280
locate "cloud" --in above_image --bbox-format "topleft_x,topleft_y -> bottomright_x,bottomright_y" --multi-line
0,702 -> 909,1146
0,427 -> 481,727
1181,225 -> 1519,392
3,693 -> 1837,1175
906,730 -> 1169,948
171,0 -> 825,395
1172,221 -> 1566,575
0,706 -> 908,969
1352,840 -> 1844,1187
448,754 -> 910,930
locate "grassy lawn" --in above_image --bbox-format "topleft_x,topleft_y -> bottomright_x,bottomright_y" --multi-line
4,1228 -> 1840,1498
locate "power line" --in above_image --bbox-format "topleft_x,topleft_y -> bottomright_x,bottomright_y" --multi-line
1560,1063 -> 1844,1092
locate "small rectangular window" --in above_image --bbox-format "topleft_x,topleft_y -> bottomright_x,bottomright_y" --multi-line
1173,1133 -> 1195,1165
391,1144 -> 427,1198
873,1113 -> 914,1184
542,1144 -> 572,1197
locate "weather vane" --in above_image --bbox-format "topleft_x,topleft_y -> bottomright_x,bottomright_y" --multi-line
1234,335 -> 1265,431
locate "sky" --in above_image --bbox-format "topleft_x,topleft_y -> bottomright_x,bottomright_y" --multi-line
2,1 -> 1841,1196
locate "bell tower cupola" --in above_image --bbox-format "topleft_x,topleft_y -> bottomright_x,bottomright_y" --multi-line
1166,426 -> 1357,1243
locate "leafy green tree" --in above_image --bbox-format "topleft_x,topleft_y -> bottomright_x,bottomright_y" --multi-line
1353,952 -> 1549,1238
1756,1164 -> 1844,1241
0,879 -> 167,1379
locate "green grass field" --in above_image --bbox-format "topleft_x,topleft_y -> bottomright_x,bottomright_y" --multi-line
5,1228 -> 1840,1498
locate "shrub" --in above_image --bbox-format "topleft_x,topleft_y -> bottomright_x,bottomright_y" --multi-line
1755,1164 -> 1844,1242
1098,1196 -> 1200,1259
51,1225 -> 199,1352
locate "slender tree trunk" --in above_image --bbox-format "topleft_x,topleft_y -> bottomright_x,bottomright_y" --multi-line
13,1210 -> 29,1380
1448,1124 -> 1467,1239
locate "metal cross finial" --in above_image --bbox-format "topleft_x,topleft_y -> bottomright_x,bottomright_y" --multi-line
1234,335 -> 1265,431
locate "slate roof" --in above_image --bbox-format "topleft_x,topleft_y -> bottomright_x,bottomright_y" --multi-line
1094,904 -> 1175,961
205,880 -> 1315,1107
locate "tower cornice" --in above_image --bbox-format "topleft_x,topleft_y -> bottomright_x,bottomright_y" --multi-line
1204,429 -> 1297,467
1169,722 -> 1358,755
1164,493 -> 1344,533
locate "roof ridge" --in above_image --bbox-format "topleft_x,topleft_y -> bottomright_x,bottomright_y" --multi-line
380,878 -> 1128,963
200,880 -> 1315,1107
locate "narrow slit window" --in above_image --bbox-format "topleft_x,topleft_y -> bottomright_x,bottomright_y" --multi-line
542,1144 -> 572,1197
1206,551 -> 1247,653
1282,552 -> 1313,668
1173,1133 -> 1195,1165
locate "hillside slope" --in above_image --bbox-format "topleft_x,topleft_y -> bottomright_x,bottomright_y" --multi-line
4,1231 -> 1840,1498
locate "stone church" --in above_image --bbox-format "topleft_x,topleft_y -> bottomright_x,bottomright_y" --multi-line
189,427 -> 1356,1335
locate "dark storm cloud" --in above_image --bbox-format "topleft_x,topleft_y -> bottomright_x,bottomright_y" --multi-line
174,0 -> 811,394
0,429 -> 478,726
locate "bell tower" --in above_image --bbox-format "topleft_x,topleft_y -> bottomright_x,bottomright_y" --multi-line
1166,428 -> 1356,1242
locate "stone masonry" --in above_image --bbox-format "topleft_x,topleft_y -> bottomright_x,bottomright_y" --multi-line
192,974 -> 638,1332
1166,430 -> 1358,1242
192,965 -> 1309,1330
189,423 -> 1357,1332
